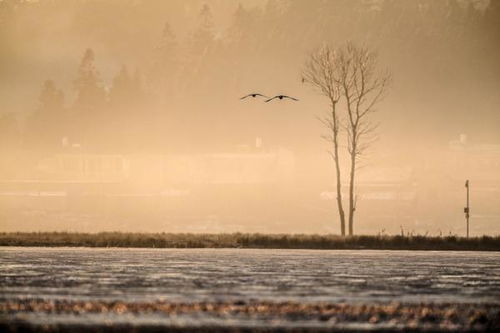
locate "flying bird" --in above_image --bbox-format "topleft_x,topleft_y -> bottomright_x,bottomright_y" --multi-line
265,95 -> 299,102
240,93 -> 269,100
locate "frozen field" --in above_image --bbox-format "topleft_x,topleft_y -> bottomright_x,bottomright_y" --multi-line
1,247 -> 499,303
1,247 -> 499,331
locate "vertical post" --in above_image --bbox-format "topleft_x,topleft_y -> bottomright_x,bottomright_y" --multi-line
464,180 -> 470,238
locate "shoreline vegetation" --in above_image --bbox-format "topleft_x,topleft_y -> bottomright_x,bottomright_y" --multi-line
0,232 -> 499,251
1,299 -> 498,332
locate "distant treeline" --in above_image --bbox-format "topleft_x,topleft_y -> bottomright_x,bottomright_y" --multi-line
1,0 -> 499,155
0,232 -> 499,251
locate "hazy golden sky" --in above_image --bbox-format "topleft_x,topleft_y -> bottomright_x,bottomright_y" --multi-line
0,0 -> 499,235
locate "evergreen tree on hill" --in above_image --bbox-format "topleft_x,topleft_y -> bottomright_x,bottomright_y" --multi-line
72,48 -> 106,149
27,80 -> 65,151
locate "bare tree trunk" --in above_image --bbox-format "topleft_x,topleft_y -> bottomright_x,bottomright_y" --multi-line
331,101 -> 346,236
348,149 -> 356,236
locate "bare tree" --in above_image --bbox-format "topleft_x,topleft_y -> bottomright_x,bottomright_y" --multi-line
302,45 -> 346,236
303,43 -> 390,236
335,43 -> 391,236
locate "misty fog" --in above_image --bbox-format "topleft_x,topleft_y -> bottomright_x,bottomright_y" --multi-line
0,0 -> 499,235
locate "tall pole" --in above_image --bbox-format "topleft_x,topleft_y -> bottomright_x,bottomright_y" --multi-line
465,180 -> 470,238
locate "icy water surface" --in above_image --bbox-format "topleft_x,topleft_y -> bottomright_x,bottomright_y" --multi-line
0,247 -> 499,304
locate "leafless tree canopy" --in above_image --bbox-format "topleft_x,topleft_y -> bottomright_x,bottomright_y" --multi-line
303,46 -> 341,107
336,43 -> 391,160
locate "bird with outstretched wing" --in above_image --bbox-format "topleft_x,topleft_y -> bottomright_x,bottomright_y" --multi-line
265,95 -> 299,102
240,93 -> 269,100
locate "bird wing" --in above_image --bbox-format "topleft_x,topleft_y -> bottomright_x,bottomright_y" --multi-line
254,93 -> 269,98
283,95 -> 299,101
265,96 -> 279,102
240,93 -> 268,100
